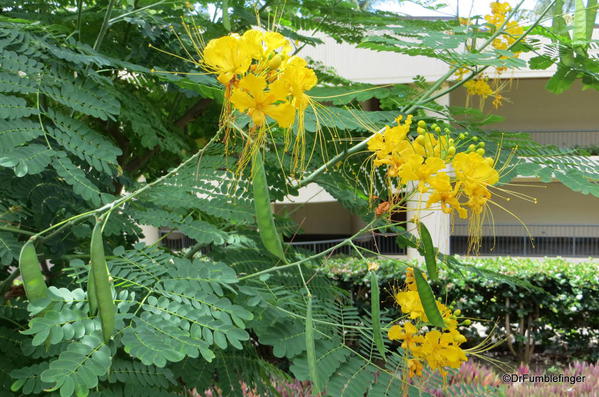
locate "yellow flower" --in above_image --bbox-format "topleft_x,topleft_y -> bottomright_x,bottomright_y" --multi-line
404,267 -> 418,291
388,324 -> 404,341
464,79 -> 493,98
276,56 -> 317,110
426,172 -> 467,218
453,152 -> 499,214
203,35 -> 253,85
242,29 -> 292,61
397,155 -> 445,192
388,322 -> 422,351
407,358 -> 423,377
230,74 -> 295,128
395,291 -> 426,320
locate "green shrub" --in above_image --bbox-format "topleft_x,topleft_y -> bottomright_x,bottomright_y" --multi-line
320,256 -> 599,363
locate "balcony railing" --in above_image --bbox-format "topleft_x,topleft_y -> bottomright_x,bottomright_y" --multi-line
450,224 -> 599,257
288,233 -> 406,256
524,129 -> 599,148
160,224 -> 599,258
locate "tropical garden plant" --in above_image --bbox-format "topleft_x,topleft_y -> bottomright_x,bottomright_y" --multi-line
1,0 -> 598,396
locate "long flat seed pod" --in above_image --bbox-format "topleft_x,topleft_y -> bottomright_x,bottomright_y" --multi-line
370,271 -> 386,360
413,267 -> 445,328
252,151 -> 286,262
18,240 -> 49,302
305,296 -> 320,394
87,267 -> 98,316
417,222 -> 438,281
90,221 -> 116,343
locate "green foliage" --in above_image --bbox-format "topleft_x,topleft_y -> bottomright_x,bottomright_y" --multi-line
1,0 -> 598,395
321,255 -> 599,363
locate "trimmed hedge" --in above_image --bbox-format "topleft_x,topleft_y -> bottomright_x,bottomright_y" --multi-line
320,256 -> 599,363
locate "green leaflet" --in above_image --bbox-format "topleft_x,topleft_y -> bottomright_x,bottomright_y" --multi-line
417,222 -> 438,281
90,221 -> 116,343
18,240 -> 49,303
574,0 -> 587,44
413,267 -> 445,328
586,0 -> 598,41
251,151 -> 286,262
305,296 -> 320,394
369,271 -> 386,361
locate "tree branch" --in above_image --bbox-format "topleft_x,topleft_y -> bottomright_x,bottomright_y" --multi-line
174,98 -> 212,129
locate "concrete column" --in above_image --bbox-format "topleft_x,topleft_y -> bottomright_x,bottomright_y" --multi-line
407,89 -> 452,260
406,188 -> 450,259
139,225 -> 160,246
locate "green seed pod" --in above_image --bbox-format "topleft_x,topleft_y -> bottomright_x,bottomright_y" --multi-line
252,151 -> 287,262
87,267 -> 98,316
370,271 -> 386,360
90,221 -> 116,343
305,296 -> 320,394
18,240 -> 49,303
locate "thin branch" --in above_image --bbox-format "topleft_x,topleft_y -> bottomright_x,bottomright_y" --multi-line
93,0 -> 116,51
238,219 -> 377,281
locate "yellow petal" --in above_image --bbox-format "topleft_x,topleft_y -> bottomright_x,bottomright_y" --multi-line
230,89 -> 254,112
238,74 -> 267,97
266,102 -> 295,128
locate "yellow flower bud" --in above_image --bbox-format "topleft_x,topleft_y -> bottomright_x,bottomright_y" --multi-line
415,135 -> 425,144
417,127 -> 426,134
268,54 -> 283,70
448,146 -> 456,156
448,138 -> 454,145
417,120 -> 426,128
484,157 -> 494,166
476,148 -> 485,156
464,319 -> 472,325
368,262 -> 380,271
468,144 -> 476,151
434,127 -> 441,133
458,133 -> 465,140
454,309 -> 461,316
478,142 -> 485,148
472,136 -> 479,142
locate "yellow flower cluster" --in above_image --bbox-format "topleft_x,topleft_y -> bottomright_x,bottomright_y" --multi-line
457,2 -> 524,109
388,268 -> 468,377
485,1 -> 524,74
463,78 -> 494,99
203,29 -> 316,128
368,117 -> 499,218
202,29 -> 317,171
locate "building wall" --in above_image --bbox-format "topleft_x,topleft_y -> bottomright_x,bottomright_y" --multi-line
275,202 -> 363,236
451,79 -> 599,133
452,182 -> 599,237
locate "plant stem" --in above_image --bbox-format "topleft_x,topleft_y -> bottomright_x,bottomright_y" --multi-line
93,0 -> 116,51
0,225 -> 35,236
238,219 -> 376,281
